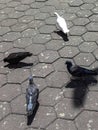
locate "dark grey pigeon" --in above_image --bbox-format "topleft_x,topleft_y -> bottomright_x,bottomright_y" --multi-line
26,76 -> 39,116
65,61 -> 97,77
3,52 -> 32,64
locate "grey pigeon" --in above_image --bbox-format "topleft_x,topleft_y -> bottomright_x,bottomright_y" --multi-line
26,76 -> 39,116
3,52 -> 32,64
65,61 -> 97,77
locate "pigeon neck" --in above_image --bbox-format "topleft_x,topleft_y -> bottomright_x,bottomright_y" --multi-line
55,12 -> 60,18
67,64 -> 72,73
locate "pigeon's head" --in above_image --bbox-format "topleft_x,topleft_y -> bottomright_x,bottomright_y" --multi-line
65,61 -> 72,66
54,12 -> 59,17
3,58 -> 7,62
29,76 -> 33,84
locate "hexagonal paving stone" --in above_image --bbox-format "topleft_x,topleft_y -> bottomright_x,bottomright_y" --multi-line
89,14 -> 98,22
40,5 -> 55,13
30,2 -> 45,9
1,19 -> 17,27
45,17 -> 56,25
2,32 -> 21,42
74,53 -> 95,66
46,40 -> 65,51
0,14 -> 8,22
39,25 -> 55,34
39,87 -> 64,106
55,98 -> 82,119
0,53 -> 4,61
35,12 -> 49,20
22,28 -> 38,38
26,44 -> 45,55
65,7 -> 80,13
79,42 -> 97,52
11,94 -> 26,114
86,22 -> 98,31
46,71 -> 69,88
63,13 -> 77,21
21,77 -> 47,93
7,69 -> 30,83
33,34 -> 51,44
0,74 -> 6,87
21,0 -> 35,4
80,3 -> 95,10
84,91 -> 98,110
8,11 -> 24,18
6,1 -> 20,7
73,18 -> 89,26
32,63 -> 54,78
66,36 -> 84,46
0,62 -> 9,74
83,32 -> 98,41
70,26 -> 86,35
15,4 -> 30,11
76,10 -> 92,17
28,20 -> 45,29
53,58 -> 71,72
0,114 -> 26,130
11,23 -> 28,32
0,26 -> 10,36
0,42 -> 13,53
0,84 -> 21,101
93,48 -> 98,59
0,102 -> 11,121
14,38 -> 32,49
0,7 -> 14,15
18,15 -> 34,23
69,0 -> 83,6
75,111 -> 98,130
46,119 -> 77,130
39,50 -> 59,63
25,9 -> 39,16
92,7 -> 98,14
31,106 -> 56,128
59,46 -> 79,58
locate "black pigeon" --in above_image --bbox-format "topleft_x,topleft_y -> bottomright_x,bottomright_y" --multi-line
26,76 -> 39,116
65,61 -> 97,77
3,52 -> 32,64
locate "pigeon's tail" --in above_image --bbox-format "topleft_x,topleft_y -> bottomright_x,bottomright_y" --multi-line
26,52 -> 32,57
54,12 -> 60,18
86,69 -> 98,76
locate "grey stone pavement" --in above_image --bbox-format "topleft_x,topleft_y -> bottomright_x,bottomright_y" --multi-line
0,0 -> 98,129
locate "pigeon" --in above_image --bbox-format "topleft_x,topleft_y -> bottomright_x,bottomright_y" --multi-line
3,52 -> 32,64
26,76 -> 39,116
54,12 -> 69,34
65,61 -> 97,77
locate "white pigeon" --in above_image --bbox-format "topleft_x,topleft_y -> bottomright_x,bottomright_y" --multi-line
54,12 -> 69,34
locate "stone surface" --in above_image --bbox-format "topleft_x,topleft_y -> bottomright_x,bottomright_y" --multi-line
0,0 -> 98,129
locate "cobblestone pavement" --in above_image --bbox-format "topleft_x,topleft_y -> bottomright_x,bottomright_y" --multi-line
0,0 -> 98,130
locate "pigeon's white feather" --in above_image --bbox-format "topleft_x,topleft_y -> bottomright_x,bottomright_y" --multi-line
54,12 -> 69,34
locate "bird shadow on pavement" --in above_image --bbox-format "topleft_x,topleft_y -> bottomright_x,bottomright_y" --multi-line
27,101 -> 39,126
65,76 -> 97,108
4,62 -> 33,69
54,30 -> 69,41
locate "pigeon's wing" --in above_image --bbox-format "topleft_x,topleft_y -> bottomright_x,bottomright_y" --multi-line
71,66 -> 86,76
5,53 -> 19,60
57,17 -> 69,33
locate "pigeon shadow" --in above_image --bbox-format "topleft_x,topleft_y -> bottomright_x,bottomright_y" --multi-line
4,62 -> 33,69
54,30 -> 69,41
65,76 -> 97,108
27,101 -> 39,126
